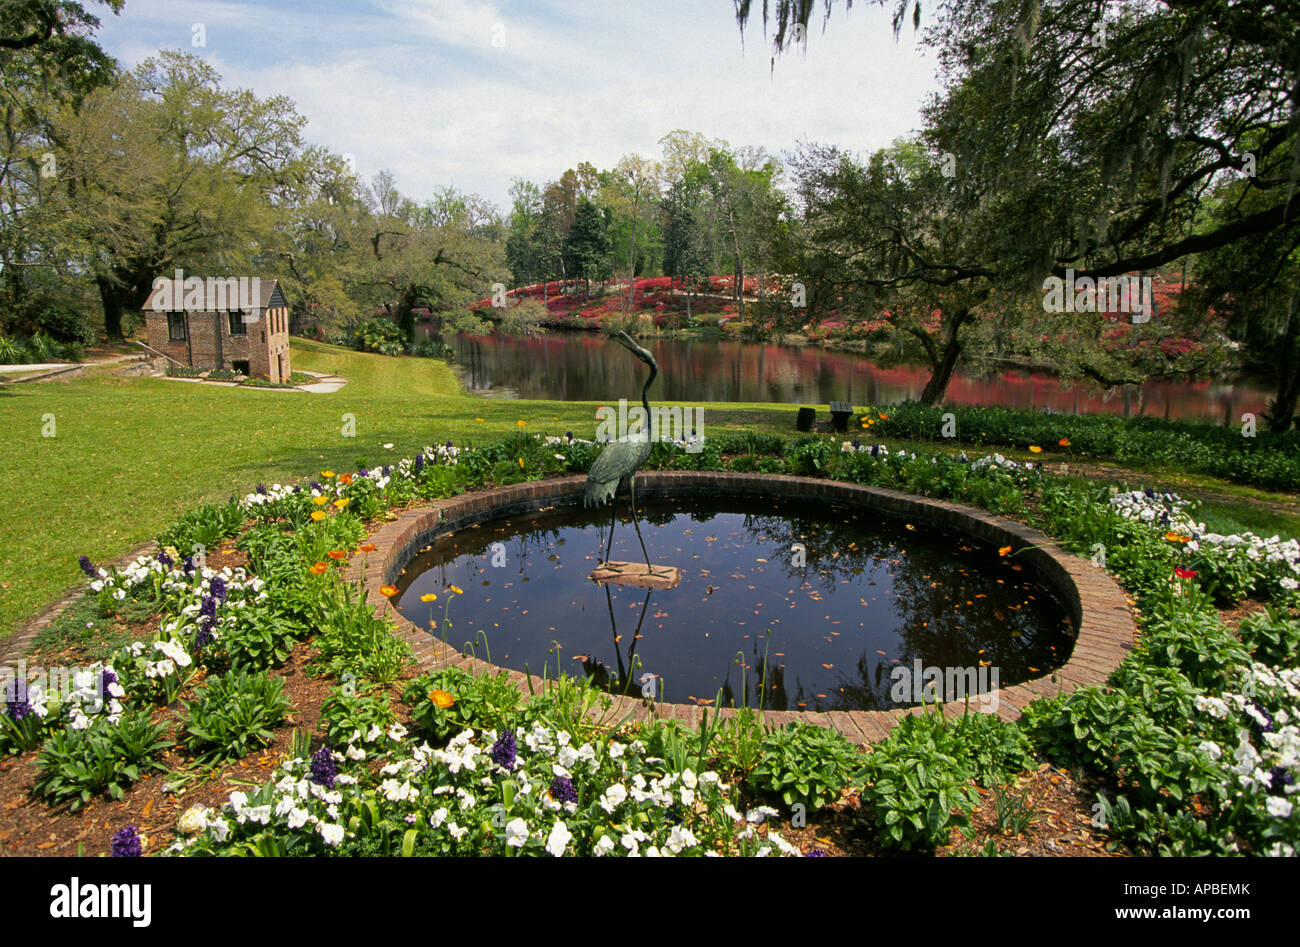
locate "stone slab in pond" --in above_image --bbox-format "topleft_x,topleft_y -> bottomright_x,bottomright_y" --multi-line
590,562 -> 683,589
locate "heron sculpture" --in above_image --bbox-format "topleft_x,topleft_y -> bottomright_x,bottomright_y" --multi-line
585,330 -> 659,576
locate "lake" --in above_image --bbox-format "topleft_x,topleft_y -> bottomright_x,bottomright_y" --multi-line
440,331 -> 1269,424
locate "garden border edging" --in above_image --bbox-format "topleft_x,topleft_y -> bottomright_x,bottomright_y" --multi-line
342,472 -> 1137,745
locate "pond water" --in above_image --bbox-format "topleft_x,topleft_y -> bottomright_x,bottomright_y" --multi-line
439,331 -> 1268,423
393,497 -> 1074,711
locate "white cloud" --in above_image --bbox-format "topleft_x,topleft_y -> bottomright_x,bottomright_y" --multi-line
97,0 -> 940,209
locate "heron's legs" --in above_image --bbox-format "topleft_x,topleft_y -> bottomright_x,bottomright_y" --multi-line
603,495 -> 618,567
628,477 -> 656,576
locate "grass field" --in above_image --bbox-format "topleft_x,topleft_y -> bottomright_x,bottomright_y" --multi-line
0,339 -> 795,641
1,337 -> 1295,644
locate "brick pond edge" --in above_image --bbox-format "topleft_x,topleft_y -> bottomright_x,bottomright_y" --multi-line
342,472 -> 1137,745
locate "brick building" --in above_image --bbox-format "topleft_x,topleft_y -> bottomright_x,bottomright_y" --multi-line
141,277 -> 292,383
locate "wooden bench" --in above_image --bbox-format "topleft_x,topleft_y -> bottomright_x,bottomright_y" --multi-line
796,407 -> 816,432
829,401 -> 854,432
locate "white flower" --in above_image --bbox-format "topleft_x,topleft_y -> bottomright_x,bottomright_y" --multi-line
505,818 -> 529,847
666,825 -> 698,854
600,783 -> 628,814
545,820 -> 572,856
430,808 -> 449,829
177,805 -> 209,836
287,807 -> 312,830
594,834 -> 616,856
746,806 -> 780,824
207,818 -> 230,843
448,821 -> 468,841
318,823 -> 345,846
1266,796 -> 1294,819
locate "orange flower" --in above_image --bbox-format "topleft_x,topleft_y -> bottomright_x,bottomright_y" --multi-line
1165,532 -> 1190,543
1059,437 -> 1072,447
358,543 -> 377,553
327,550 -> 347,560
429,689 -> 455,709
340,473 -> 354,485
379,585 -> 399,597
1028,445 -> 1043,454
310,562 -> 328,575
878,413 -> 888,420
998,545 -> 1012,557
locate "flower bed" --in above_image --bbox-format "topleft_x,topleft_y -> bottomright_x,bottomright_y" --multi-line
3,428 -> 1297,856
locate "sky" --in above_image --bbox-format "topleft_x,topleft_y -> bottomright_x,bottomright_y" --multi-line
94,0 -> 942,210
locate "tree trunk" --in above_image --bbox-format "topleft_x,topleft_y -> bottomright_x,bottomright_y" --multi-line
98,276 -> 126,340
1267,326 -> 1299,432
918,307 -> 972,406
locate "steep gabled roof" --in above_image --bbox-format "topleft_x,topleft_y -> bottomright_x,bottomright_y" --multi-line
142,277 -> 285,312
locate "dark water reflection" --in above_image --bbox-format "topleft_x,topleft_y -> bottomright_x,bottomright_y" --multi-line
394,498 -> 1074,712
441,331 -> 1268,423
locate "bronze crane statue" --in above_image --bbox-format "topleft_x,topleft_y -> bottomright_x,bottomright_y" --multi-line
584,330 -> 659,576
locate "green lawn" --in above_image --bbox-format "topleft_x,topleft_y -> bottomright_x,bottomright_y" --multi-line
0,339 -> 794,641
1,337 -> 1294,645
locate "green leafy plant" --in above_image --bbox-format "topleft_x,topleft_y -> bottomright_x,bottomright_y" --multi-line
34,710 -> 171,811
207,601 -> 306,670
747,721 -> 859,812
320,685 -> 398,749
992,782 -> 1042,837
403,667 -> 521,743
181,667 -> 291,763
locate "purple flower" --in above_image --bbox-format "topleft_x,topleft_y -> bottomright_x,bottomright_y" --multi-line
445,440 -> 453,449
565,431 -> 573,442
851,439 -> 861,448
100,667 -> 117,692
382,466 -> 391,477
156,549 -> 173,568
1144,487 -> 1156,499
78,555 -> 97,577
110,825 -> 142,857
805,849 -> 828,857
490,730 -> 517,771
4,679 -> 31,721
310,747 -> 338,789
310,481 -> 323,492
182,556 -> 195,575
209,576 -> 227,602
256,483 -> 268,496
1270,766 -> 1294,794
414,454 -> 425,474
548,775 -> 577,805
869,445 -> 880,458
358,468 -> 369,478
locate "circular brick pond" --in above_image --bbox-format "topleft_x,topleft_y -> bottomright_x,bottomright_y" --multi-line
343,472 -> 1137,745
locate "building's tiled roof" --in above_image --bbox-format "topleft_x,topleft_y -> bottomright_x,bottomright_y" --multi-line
142,277 -> 283,312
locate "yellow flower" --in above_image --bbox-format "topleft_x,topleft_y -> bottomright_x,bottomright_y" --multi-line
518,458 -> 525,468
379,585 -> 399,597
516,420 -> 526,427
313,496 -> 328,506
475,417 -> 484,423
1028,446 -> 1043,454
450,585 -> 463,595
333,498 -> 350,508
322,470 -> 335,479
1165,532 -> 1190,543
311,511 -> 326,521
421,593 -> 438,603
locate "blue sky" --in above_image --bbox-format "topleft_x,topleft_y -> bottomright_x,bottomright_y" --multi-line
95,0 -> 940,209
